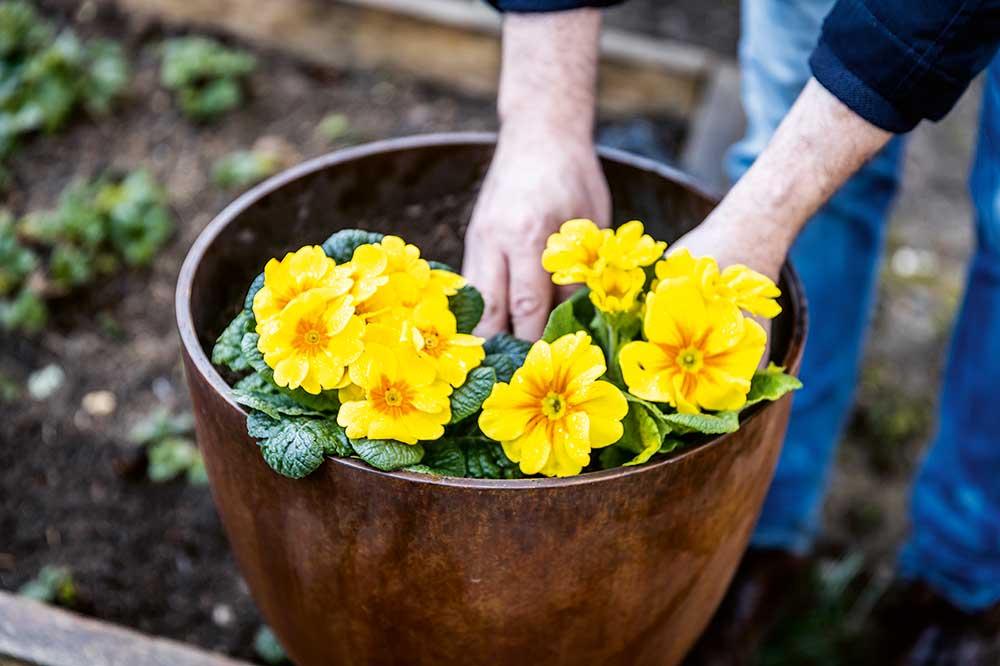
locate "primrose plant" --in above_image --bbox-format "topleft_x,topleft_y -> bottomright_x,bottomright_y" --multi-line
0,0 -> 128,168
213,223 -> 801,481
1,170 -> 173,335
159,36 -> 256,121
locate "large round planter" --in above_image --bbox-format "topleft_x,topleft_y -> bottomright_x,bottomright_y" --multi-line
177,133 -> 807,666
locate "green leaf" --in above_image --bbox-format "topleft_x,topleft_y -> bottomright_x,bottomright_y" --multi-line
620,402 -> 664,459
246,411 -> 344,479
459,436 -> 522,479
48,243 -> 95,290
321,229 -> 385,263
744,364 -> 803,408
128,407 -> 193,445
661,410 -> 740,435
408,439 -> 466,477
483,332 -> 531,366
0,212 -> 37,296
103,171 -> 173,266
244,271 -> 265,311
212,309 -> 254,372
482,352 -> 517,383
659,437 -> 686,455
0,286 -> 47,334
599,445 -> 634,470
449,365 -> 496,424
448,283 -> 485,334
230,387 -> 325,420
18,565 -> 77,606
541,297 -> 586,343
253,626 -> 289,665
212,149 -> 281,189
147,436 -> 200,482
351,438 -> 425,472
316,113 -> 350,142
240,332 -> 340,412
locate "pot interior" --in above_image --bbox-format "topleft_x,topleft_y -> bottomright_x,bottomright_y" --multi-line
186,135 -> 802,374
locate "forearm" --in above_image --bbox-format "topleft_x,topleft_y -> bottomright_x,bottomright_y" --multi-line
498,9 -> 602,139
703,79 -> 893,273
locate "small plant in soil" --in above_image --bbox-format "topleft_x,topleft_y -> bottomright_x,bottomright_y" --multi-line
159,36 -> 256,121
18,565 -> 78,607
1,170 -> 172,334
128,406 -> 207,484
213,222 -> 801,480
0,0 -> 128,171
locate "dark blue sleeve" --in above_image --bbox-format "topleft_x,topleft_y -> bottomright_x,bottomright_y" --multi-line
486,0 -> 623,12
810,0 -> 1000,132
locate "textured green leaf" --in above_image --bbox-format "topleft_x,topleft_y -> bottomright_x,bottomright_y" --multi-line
230,387 -> 324,420
482,352 -> 517,383
449,365 -> 496,424
246,411 -> 344,479
483,332 -> 531,366
744,364 -> 803,408
459,436 -> 522,479
212,309 -> 254,372
417,439 -> 466,477
321,228 -> 385,263
239,332 -> 340,411
662,410 -> 740,435
448,283 -> 484,334
541,297 -> 586,343
244,271 -> 265,311
351,438 -> 425,472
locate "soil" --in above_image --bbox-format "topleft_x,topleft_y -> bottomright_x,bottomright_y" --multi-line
0,1 -> 685,662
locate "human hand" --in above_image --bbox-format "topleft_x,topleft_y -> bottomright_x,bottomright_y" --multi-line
463,121 -> 610,340
462,8 -> 606,340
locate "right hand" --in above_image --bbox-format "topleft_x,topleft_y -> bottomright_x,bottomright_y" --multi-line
463,119 -> 611,340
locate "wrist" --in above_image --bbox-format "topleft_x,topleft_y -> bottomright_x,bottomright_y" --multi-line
497,9 -> 601,140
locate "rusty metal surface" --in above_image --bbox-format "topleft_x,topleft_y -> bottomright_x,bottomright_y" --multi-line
176,133 -> 807,666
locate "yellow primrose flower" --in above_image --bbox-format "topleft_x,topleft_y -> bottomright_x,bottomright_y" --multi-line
479,331 -> 628,477
619,278 -> 766,414
344,243 -> 391,321
654,248 -> 782,319
542,218 -> 609,285
598,220 -> 667,270
256,290 -> 364,395
337,344 -> 452,444
364,235 -> 465,310
586,265 -> 646,314
252,245 -> 352,322
402,296 -> 485,387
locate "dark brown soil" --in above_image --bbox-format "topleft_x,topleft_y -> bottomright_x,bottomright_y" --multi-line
605,0 -> 739,56
0,2 -> 684,661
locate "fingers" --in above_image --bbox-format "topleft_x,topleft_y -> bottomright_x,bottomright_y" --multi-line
463,230 -> 510,338
507,249 -> 553,341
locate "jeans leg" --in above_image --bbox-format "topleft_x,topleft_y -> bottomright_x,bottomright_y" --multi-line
729,0 -> 906,553
899,58 -> 1000,613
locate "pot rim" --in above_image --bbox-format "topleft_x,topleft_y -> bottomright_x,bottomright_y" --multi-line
176,131 -> 808,490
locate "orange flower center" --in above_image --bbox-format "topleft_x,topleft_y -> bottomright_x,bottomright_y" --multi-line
294,320 -> 328,354
541,392 -> 567,420
420,330 -> 443,355
676,346 -> 703,373
372,378 -> 414,416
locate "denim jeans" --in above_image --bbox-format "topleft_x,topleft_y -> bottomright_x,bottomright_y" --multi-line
730,0 -> 1000,613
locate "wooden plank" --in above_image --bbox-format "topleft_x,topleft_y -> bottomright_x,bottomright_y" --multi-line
0,592 -> 252,666
116,0 -> 720,117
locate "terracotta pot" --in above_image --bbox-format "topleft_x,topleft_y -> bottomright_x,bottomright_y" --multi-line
176,133 -> 807,666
